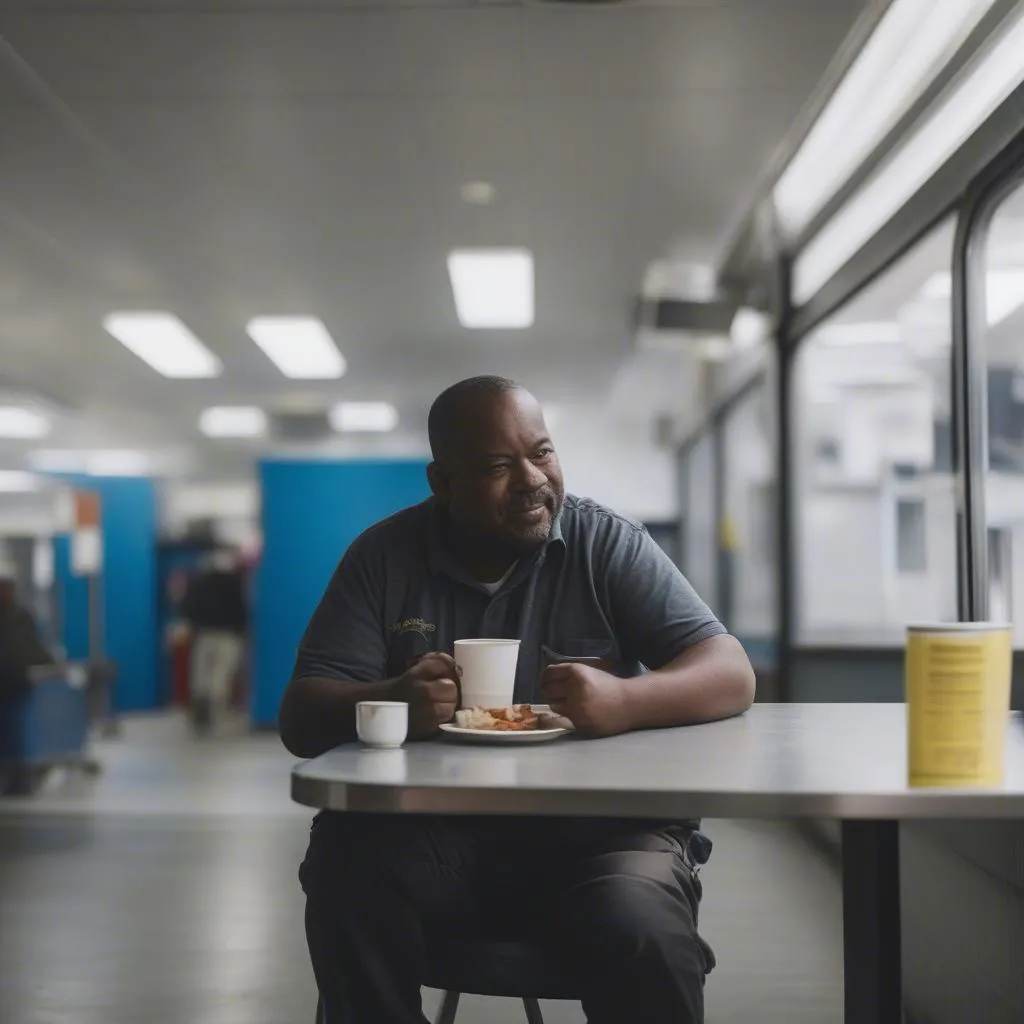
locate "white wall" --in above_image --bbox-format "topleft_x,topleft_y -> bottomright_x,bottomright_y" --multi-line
0,488 -> 71,538
160,480 -> 261,551
986,473 -> 1024,646
683,434 -> 717,611
159,408 -> 679,550
551,407 -> 677,523
724,387 -> 775,636
797,476 -> 958,644
798,487 -> 890,640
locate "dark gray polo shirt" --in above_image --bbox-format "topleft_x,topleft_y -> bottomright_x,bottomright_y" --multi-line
293,494 -> 727,701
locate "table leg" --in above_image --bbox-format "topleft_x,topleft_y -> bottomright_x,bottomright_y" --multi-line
841,820 -> 902,1024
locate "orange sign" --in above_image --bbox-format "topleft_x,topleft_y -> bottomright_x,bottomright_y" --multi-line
74,491 -> 101,529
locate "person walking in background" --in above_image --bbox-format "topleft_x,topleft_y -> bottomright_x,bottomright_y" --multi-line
180,548 -> 248,733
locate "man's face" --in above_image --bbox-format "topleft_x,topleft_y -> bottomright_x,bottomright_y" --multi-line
430,389 -> 565,554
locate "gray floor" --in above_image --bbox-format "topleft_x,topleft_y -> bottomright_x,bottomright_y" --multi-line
0,714 -> 843,1024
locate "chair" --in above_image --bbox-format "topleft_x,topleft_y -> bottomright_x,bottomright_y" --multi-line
315,935 -> 580,1024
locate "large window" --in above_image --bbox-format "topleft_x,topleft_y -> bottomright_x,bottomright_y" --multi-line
794,218 -> 958,644
721,373 -> 777,645
981,179 -> 1024,647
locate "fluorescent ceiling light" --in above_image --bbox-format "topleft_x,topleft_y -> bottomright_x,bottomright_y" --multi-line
199,406 -> 268,438
0,407 -> 50,439
793,4 -> 1024,305
246,317 -> 346,379
447,248 -> 535,328
0,470 -> 40,492
775,0 -> 997,236
460,181 -> 497,205
921,269 -> 1024,324
103,312 -> 222,378
815,321 -> 904,347
28,449 -> 151,476
26,449 -> 84,472
329,402 -> 398,433
730,308 -> 772,351
87,450 -> 151,476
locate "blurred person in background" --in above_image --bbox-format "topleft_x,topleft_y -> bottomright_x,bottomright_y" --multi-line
0,567 -> 55,698
180,548 -> 248,733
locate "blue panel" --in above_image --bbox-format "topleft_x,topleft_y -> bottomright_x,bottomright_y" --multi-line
47,476 -> 159,712
98,478 -> 158,711
53,534 -> 90,661
254,459 -> 430,728
0,676 -> 88,764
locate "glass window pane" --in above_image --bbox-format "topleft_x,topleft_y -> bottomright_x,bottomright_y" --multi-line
682,432 -> 718,615
794,217 -> 958,644
982,180 -> 1024,648
722,372 -> 777,643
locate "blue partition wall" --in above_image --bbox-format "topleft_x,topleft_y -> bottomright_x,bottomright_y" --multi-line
52,477 -> 159,712
254,459 -> 430,728
53,534 -> 89,661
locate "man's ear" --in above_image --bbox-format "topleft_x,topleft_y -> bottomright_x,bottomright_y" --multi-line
426,462 -> 450,502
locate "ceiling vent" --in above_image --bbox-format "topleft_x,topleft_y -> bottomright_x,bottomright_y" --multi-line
635,297 -> 737,335
268,409 -> 332,445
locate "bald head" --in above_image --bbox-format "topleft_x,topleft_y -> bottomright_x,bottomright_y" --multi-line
427,375 -> 524,463
426,377 -> 564,558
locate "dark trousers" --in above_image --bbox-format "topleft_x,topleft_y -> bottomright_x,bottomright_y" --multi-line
299,812 -> 714,1024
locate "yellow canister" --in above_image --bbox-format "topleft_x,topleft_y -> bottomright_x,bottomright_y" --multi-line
906,623 -> 1013,787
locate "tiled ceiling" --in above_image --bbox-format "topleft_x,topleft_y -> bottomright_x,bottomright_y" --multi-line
0,0 -> 867,470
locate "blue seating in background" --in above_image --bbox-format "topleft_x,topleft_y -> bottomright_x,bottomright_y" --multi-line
0,668 -> 91,795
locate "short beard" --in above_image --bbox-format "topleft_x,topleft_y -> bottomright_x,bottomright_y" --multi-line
502,522 -> 551,553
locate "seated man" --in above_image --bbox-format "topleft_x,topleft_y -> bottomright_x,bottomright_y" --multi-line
0,571 -> 55,697
280,376 -> 755,1024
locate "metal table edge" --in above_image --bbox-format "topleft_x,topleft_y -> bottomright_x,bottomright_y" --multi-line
290,771 -> 1024,820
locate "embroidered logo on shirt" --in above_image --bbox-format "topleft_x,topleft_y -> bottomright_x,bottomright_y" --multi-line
390,618 -> 437,645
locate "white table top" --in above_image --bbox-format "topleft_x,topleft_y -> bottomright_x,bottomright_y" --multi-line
291,703 -> 1024,820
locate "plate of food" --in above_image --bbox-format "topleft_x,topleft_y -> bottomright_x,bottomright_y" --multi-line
439,704 -> 572,744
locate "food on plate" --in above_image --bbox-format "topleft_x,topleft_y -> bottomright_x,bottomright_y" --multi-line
454,704 -> 540,731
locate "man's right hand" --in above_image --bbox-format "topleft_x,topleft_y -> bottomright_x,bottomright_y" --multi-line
390,652 -> 459,739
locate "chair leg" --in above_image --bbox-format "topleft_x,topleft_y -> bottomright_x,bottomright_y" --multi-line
522,997 -> 545,1024
433,990 -> 461,1024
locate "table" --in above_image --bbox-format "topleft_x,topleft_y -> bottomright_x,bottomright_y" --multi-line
291,702 -> 1024,1024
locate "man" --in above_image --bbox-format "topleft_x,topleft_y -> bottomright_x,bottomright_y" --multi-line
180,548 -> 248,733
280,376 -> 755,1024
0,569 -> 55,696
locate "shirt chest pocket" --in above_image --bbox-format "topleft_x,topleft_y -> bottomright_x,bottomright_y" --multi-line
541,637 -> 624,674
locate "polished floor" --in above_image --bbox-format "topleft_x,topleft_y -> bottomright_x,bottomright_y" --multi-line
0,714 -> 843,1024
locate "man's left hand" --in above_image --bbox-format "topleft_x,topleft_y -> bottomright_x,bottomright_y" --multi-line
540,662 -> 630,737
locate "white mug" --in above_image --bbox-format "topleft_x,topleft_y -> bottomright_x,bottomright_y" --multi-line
453,639 -> 521,709
356,701 -> 409,748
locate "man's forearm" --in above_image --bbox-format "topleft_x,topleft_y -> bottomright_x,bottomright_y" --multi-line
623,634 -> 755,732
279,675 -> 395,758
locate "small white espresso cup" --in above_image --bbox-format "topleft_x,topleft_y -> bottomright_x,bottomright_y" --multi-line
356,701 -> 409,748
453,639 -> 521,709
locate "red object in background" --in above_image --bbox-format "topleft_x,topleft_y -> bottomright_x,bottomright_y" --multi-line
171,632 -> 192,706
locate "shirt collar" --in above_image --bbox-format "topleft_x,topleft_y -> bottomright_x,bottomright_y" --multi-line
426,499 -> 565,581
